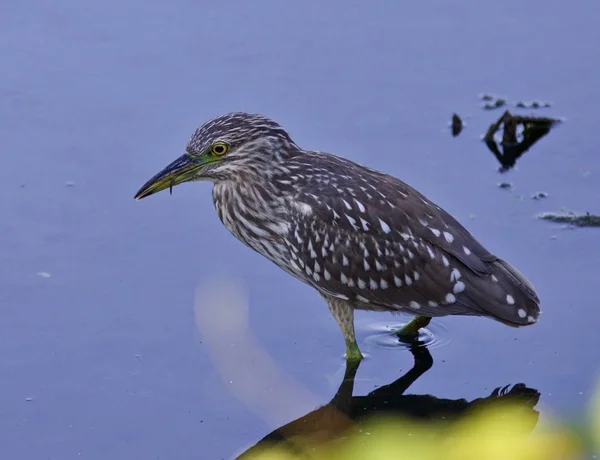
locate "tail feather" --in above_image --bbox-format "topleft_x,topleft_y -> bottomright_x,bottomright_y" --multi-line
459,258 -> 541,327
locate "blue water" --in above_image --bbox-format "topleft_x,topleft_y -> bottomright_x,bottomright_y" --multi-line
1,1 -> 599,459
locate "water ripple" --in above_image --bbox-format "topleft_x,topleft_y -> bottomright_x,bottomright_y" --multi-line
361,320 -> 451,351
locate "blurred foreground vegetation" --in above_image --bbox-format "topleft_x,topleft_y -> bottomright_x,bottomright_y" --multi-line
195,282 -> 599,460
240,385 -> 600,460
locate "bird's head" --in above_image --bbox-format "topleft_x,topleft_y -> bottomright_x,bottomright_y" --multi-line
134,112 -> 297,200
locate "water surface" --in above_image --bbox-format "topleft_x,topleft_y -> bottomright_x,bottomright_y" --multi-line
1,1 -> 599,459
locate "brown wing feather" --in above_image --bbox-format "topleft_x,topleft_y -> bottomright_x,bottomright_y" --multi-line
285,152 -> 540,325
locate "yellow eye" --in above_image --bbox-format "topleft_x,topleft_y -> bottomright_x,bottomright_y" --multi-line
211,142 -> 229,156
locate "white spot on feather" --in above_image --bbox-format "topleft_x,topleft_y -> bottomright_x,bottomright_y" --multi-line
354,199 -> 366,213
518,308 -> 526,318
341,198 -> 352,210
430,228 -> 441,237
357,279 -> 367,289
409,301 -> 421,310
369,279 -> 378,289
399,232 -> 410,241
324,269 -> 331,280
428,301 -> 438,307
359,217 -> 370,231
506,295 -> 515,305
450,268 -> 461,282
442,256 -> 449,267
463,246 -> 471,255
345,214 -> 358,229
445,293 -> 456,304
293,202 -> 313,216
427,246 -> 435,259
379,218 -> 391,234
405,275 -> 413,286
394,276 -> 402,287
380,279 -> 388,289
443,232 -> 454,243
364,260 -> 370,272
453,281 -> 465,294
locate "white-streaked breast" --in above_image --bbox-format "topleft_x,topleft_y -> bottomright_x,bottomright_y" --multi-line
212,181 -> 294,271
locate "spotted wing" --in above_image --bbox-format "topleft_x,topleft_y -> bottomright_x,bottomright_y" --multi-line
285,159 -> 540,325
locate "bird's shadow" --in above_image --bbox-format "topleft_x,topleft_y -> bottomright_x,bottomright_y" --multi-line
235,341 -> 541,459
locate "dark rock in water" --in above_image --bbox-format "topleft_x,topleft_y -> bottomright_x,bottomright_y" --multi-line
498,182 -> 513,190
451,113 -> 463,137
537,211 -> 600,227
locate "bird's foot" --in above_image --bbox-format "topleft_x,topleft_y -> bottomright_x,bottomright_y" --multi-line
394,316 -> 431,342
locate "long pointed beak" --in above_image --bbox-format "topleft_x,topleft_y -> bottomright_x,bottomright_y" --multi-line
134,154 -> 199,200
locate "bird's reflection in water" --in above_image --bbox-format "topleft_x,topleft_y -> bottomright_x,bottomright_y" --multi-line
236,341 -> 540,459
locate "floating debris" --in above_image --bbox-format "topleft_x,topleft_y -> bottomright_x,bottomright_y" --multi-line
482,110 -> 562,172
37,272 -> 51,278
531,192 -> 548,200
498,182 -> 513,190
538,211 -> 600,227
450,113 -> 463,137
515,101 -> 552,109
478,93 -> 495,101
483,98 -> 507,110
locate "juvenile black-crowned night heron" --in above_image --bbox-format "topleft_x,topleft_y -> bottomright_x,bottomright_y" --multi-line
134,112 -> 541,361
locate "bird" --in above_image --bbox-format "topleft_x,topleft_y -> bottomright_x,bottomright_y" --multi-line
134,112 -> 541,362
